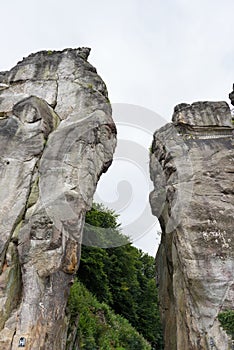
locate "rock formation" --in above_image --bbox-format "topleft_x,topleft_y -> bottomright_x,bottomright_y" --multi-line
0,48 -> 116,349
150,101 -> 233,349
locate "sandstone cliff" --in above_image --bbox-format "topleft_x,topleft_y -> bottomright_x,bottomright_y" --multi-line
0,49 -> 116,349
150,101 -> 234,349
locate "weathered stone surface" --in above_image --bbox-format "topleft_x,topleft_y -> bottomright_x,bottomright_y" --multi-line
0,48 -> 116,349
150,101 -> 234,349
172,101 -> 232,127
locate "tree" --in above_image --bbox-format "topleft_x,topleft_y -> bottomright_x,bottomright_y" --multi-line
77,203 -> 163,348
67,280 -> 151,350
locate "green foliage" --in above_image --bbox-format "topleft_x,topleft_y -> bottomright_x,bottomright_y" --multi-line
77,203 -> 163,349
218,310 -> 234,339
67,280 -> 151,350
77,247 -> 111,304
83,203 -> 128,248
47,50 -> 53,55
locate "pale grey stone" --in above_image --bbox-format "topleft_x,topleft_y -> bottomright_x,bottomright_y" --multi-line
150,101 -> 234,350
172,101 -> 232,127
0,48 -> 116,349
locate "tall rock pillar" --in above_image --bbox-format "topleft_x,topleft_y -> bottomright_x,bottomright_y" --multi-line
0,48 -> 116,349
150,100 -> 233,349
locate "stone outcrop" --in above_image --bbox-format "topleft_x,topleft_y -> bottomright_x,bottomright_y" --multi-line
0,48 -> 116,349
150,101 -> 233,349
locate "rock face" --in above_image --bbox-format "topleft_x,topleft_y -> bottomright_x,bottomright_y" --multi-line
0,48 -> 116,349
150,101 -> 234,349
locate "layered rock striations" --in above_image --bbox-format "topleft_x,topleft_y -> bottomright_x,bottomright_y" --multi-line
0,48 -> 116,349
150,101 -> 233,349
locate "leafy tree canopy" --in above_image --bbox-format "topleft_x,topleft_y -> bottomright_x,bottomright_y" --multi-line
67,280 -> 151,350
77,203 -> 163,349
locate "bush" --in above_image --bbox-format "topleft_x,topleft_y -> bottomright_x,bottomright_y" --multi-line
67,280 -> 151,350
218,310 -> 234,339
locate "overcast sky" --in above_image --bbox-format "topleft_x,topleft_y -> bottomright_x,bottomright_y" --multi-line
1,0 -> 234,255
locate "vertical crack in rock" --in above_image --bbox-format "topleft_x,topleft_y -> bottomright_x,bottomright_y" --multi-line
0,48 -> 116,349
150,100 -> 233,350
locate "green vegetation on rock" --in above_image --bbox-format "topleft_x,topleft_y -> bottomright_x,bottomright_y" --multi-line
67,203 -> 163,349
67,280 -> 151,350
218,310 -> 234,339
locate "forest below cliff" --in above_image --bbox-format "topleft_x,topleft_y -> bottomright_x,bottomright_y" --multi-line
66,204 -> 163,350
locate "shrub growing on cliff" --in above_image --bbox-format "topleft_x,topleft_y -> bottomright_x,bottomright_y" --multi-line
218,310 -> 234,339
67,280 -> 151,350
